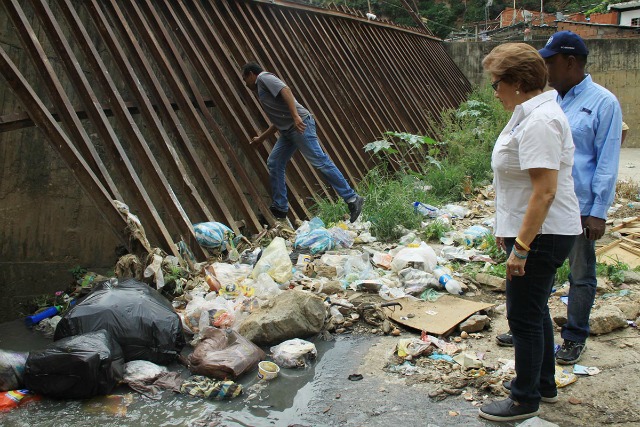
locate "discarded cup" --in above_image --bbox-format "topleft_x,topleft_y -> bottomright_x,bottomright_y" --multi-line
257,361 -> 280,380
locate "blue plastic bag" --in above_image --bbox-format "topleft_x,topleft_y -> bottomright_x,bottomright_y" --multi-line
194,222 -> 233,249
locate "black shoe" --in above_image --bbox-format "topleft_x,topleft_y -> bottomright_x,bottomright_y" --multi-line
496,330 -> 514,347
347,195 -> 364,223
503,380 -> 558,403
478,398 -> 539,422
270,206 -> 288,219
556,340 -> 586,365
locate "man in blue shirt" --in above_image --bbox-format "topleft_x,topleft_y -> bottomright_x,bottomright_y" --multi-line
540,32 -> 623,364
241,62 -> 364,223
495,32 -> 623,365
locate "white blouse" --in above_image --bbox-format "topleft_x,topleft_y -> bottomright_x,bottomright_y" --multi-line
492,90 -> 582,238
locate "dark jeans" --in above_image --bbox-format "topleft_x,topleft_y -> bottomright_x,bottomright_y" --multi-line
505,234 -> 577,405
562,217 -> 597,343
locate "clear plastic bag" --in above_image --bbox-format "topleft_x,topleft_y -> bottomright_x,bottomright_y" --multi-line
251,237 -> 293,283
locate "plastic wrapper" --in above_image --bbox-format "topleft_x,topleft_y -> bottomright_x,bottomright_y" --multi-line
188,328 -> 264,380
252,273 -> 282,301
193,222 -> 233,249
143,254 -> 164,289
184,295 -> 240,334
54,278 -> 186,365
0,350 -> 28,392
123,360 -> 168,384
270,338 -> 317,368
210,262 -> 252,287
0,390 -> 39,412
462,225 -> 491,248
328,226 -> 355,249
24,330 -> 124,399
251,237 -> 293,283
295,228 -> 334,254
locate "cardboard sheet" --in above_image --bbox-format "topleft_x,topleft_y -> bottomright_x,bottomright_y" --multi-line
382,296 -> 494,336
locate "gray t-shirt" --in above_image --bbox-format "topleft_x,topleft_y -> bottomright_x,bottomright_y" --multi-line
257,72 -> 309,130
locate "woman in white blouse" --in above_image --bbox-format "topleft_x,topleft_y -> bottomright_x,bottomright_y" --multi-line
478,43 -> 582,422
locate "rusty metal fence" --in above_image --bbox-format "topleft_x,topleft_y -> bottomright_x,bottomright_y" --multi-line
0,0 -> 471,260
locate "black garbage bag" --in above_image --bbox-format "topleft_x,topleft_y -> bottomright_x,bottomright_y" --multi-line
54,278 -> 186,365
24,329 -> 124,399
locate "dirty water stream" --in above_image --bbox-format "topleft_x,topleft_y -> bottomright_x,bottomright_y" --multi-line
0,320 -> 498,427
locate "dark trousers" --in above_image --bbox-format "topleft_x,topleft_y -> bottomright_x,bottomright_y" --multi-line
505,234 -> 577,405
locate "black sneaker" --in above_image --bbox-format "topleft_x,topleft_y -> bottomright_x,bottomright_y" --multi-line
478,398 -> 539,422
503,380 -> 558,403
270,206 -> 288,219
556,340 -> 586,365
496,330 -> 514,347
347,195 -> 364,223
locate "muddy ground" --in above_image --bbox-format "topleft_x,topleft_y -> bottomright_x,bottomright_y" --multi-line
299,296 -> 640,427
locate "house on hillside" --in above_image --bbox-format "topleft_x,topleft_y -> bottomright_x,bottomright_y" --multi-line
608,1 -> 640,26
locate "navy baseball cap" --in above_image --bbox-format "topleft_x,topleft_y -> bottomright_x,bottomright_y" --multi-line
539,31 -> 589,58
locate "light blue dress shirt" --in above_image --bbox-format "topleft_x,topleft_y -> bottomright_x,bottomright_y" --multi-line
555,75 -> 623,220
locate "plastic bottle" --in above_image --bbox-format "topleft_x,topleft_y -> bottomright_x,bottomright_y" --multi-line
24,299 -> 76,327
24,306 -> 60,327
628,202 -> 640,209
432,266 -> 463,295
204,265 -> 221,292
329,305 -> 344,323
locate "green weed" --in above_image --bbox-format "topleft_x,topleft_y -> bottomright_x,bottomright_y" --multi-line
420,219 -> 451,242
555,260 -> 571,285
69,265 -> 87,281
596,260 -> 630,285
484,234 -> 507,264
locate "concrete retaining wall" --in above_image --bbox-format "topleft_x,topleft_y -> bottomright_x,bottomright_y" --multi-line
444,38 -> 640,147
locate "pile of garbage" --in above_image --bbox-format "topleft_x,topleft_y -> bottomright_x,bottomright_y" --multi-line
4,189 -> 639,414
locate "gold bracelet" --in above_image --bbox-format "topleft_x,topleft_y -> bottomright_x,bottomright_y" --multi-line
515,237 -> 530,252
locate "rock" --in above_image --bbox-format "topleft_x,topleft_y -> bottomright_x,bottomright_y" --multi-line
461,331 -> 469,339
391,328 -> 401,336
493,303 -> 506,315
596,277 -> 613,294
239,290 -> 326,346
552,314 -> 568,327
459,314 -> 490,333
319,280 -> 344,295
613,301 -> 640,320
589,306 -> 627,335
568,396 -> 582,405
381,319 -> 391,334
475,273 -> 506,292
622,270 -> 640,284
314,263 -> 338,279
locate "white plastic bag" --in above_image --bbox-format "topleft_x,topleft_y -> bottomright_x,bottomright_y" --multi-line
270,338 -> 317,368
390,243 -> 437,273
143,254 -> 164,289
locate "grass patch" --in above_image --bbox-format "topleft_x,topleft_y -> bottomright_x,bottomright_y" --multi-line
311,84 -> 509,242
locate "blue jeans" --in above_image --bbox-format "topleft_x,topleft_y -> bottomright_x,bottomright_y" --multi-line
562,223 -> 597,343
267,116 -> 355,212
506,234 -> 576,405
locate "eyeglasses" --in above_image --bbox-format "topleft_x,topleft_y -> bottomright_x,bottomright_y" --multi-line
491,79 -> 502,91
